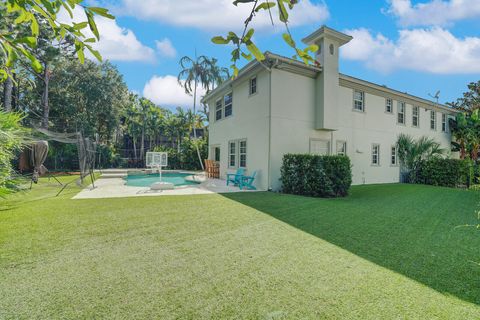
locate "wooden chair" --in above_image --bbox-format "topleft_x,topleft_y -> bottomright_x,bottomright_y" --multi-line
212,161 -> 220,178
204,159 -> 213,178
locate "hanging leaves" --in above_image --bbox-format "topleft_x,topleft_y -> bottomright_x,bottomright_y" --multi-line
211,0 -> 318,78
0,0 -> 115,80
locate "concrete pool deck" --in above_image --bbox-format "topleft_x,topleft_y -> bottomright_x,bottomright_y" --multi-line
73,172 -> 257,199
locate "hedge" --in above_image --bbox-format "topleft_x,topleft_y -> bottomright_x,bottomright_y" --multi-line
280,154 -> 352,197
415,158 -> 473,188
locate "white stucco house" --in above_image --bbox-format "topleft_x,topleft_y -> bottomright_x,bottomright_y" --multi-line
202,26 -> 456,191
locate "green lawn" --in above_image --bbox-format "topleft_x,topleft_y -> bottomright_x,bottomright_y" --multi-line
1,177 -> 479,319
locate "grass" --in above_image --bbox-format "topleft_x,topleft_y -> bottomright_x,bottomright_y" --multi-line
0,178 -> 479,319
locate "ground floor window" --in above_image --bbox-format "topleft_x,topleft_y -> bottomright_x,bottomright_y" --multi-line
214,146 -> 220,162
310,139 -> 330,155
228,141 -> 236,167
336,140 -> 347,156
391,146 -> 397,165
239,140 -> 247,168
372,144 -> 380,165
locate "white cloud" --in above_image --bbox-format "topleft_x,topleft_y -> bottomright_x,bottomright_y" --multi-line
58,7 -> 155,62
119,0 -> 329,32
341,27 -> 480,74
386,0 -> 480,26
143,75 -> 207,107
156,38 -> 177,58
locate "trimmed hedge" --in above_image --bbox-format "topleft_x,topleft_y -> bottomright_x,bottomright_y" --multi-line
280,154 -> 352,197
415,158 -> 473,188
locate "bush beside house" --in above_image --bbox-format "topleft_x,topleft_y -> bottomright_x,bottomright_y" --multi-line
415,159 -> 473,188
281,154 -> 352,198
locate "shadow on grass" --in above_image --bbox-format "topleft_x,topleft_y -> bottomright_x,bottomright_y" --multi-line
222,184 -> 480,305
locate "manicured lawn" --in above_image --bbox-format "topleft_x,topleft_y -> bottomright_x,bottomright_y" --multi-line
1,177 -> 479,319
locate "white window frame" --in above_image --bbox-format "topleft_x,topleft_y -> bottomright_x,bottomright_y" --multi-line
397,102 -> 405,125
228,140 -> 237,168
372,144 -> 380,166
441,113 -> 447,132
385,98 -> 393,113
336,140 -> 347,156
215,98 -> 223,121
391,146 -> 398,166
412,106 -> 419,128
249,76 -> 257,96
353,90 -> 365,112
239,139 -> 247,168
430,110 -> 436,130
310,139 -> 330,155
224,92 -> 233,118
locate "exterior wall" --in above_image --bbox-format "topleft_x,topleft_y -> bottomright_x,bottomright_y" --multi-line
269,68 -> 330,190
207,69 -> 270,190
334,85 -> 454,185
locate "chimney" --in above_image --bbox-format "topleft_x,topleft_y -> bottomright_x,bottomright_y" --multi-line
302,26 -> 352,130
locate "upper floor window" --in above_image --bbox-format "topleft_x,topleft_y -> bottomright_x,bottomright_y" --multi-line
397,102 -> 405,125
353,90 -> 365,112
336,141 -> 347,156
249,77 -> 257,95
310,139 -> 330,155
385,98 -> 393,113
430,110 -> 436,130
412,106 -> 419,127
442,113 -> 447,132
215,99 -> 222,121
372,144 -> 380,166
224,92 -> 233,118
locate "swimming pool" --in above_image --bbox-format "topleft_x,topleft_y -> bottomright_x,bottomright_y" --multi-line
125,172 -> 200,187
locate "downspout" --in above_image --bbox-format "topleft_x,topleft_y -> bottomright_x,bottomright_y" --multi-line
267,59 -> 280,191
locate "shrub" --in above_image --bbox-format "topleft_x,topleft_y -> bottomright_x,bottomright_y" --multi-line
153,137 -> 207,171
280,154 -> 352,197
415,158 -> 473,188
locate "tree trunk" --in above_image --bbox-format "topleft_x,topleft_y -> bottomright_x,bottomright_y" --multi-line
3,68 -> 13,112
140,128 -> 145,161
192,77 -> 205,171
132,137 -> 138,163
41,63 -> 50,129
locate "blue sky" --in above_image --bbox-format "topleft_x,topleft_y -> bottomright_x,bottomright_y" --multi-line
86,0 -> 480,108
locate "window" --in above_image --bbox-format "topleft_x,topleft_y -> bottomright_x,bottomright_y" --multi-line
385,98 -> 393,113
336,141 -> 347,156
430,110 -> 436,130
397,102 -> 405,124
215,99 -> 222,121
412,106 -> 419,127
391,146 -> 397,166
214,147 -> 220,162
228,141 -> 236,168
310,139 -> 330,155
224,92 -> 233,118
372,144 -> 380,166
239,140 -> 247,168
442,113 -> 447,132
353,90 -> 364,112
249,77 -> 257,95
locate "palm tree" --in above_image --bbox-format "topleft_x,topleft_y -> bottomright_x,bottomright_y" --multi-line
396,134 -> 445,182
177,55 -> 216,171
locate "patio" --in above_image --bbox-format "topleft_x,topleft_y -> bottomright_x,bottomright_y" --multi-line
73,169 -> 256,199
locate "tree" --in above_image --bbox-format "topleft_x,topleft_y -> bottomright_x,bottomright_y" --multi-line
177,55 -> 213,170
448,81 -> 480,113
449,111 -> 480,161
211,0 -> 318,76
0,0 -> 114,81
396,134 -> 445,182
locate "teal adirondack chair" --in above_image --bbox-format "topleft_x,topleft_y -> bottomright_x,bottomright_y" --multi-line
226,168 -> 246,186
240,171 -> 257,190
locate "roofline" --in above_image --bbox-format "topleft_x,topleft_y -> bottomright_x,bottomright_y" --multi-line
202,52 -> 321,103
339,73 -> 455,113
302,25 -> 353,46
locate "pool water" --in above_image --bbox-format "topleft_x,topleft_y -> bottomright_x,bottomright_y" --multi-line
125,172 -> 200,187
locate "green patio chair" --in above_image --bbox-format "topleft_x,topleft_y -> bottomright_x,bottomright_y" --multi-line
240,171 -> 257,190
226,168 -> 245,186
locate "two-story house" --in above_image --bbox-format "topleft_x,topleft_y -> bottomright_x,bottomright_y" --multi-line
202,26 -> 456,191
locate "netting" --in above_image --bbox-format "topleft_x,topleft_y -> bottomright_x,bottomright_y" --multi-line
77,132 -> 97,183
